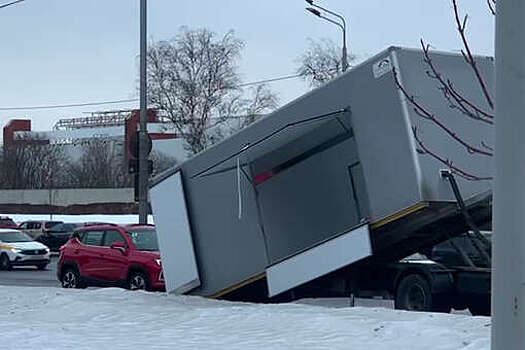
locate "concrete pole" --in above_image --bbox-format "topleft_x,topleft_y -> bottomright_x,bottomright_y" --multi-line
138,0 -> 148,224
492,1 -> 525,348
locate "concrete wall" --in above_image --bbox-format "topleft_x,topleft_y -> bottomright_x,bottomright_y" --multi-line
0,188 -> 139,214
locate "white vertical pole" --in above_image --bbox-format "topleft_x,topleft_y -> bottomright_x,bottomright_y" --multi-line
492,1 -> 525,349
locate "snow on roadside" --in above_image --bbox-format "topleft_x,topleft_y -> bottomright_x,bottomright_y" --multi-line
3,214 -> 154,225
0,286 -> 490,350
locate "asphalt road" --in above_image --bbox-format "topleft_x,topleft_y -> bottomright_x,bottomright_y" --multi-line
0,255 -> 60,287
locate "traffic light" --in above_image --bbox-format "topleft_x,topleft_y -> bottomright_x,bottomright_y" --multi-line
129,131 -> 152,159
129,131 -> 154,202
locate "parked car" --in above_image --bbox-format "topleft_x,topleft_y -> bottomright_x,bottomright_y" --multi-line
35,222 -> 83,252
36,222 -> 112,252
0,216 -> 18,229
0,228 -> 51,270
18,220 -> 63,239
57,224 -> 164,291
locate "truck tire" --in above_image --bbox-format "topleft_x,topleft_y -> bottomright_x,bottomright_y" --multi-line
468,297 -> 491,316
431,295 -> 452,314
395,274 -> 433,312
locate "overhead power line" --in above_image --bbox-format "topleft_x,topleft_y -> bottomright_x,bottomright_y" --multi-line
0,99 -> 138,111
0,72 -> 308,112
0,0 -> 25,10
238,73 -> 304,87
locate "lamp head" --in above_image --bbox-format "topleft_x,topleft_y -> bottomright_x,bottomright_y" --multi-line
305,0 -> 314,4
306,7 -> 321,17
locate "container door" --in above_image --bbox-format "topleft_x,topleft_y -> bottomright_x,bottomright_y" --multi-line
150,171 -> 200,294
266,224 -> 372,297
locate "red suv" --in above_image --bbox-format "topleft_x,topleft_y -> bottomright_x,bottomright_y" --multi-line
57,224 -> 164,291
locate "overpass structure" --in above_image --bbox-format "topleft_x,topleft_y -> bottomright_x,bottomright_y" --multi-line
0,188 -> 142,214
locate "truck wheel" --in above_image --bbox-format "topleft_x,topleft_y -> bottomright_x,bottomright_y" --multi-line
431,295 -> 452,314
395,274 -> 433,312
468,297 -> 491,316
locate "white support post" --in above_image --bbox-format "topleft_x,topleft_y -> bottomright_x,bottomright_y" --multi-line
492,1 -> 525,348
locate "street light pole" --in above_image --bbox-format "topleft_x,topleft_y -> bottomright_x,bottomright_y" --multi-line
138,0 -> 148,224
305,0 -> 349,72
342,26 -> 348,72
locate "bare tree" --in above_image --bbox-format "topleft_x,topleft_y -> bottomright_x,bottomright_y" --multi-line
147,27 -> 278,155
208,84 -> 278,141
66,139 -> 131,188
296,38 -> 355,88
149,150 -> 177,177
0,136 -> 67,189
393,0 -> 495,181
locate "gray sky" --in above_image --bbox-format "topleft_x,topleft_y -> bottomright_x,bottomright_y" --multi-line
0,0 -> 494,133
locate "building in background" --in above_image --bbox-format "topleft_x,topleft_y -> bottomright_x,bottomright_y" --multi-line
2,109 -> 187,165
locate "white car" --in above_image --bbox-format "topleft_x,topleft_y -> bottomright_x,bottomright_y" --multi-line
0,229 -> 50,270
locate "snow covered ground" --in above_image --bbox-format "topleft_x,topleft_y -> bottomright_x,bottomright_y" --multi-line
3,214 -> 154,225
0,286 -> 490,350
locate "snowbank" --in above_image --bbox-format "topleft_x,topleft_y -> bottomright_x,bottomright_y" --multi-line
0,287 -> 490,349
2,214 -> 154,225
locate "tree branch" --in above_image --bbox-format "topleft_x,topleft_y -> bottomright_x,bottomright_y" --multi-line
420,40 -> 494,124
452,0 -> 494,109
487,0 -> 496,16
412,126 -> 492,181
393,68 -> 493,157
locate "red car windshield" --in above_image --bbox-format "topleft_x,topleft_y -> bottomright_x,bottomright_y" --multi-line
127,229 -> 159,251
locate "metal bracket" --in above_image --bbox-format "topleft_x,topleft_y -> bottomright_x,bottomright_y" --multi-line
440,170 -> 491,267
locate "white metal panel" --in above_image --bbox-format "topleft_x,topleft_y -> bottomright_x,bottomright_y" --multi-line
266,224 -> 371,297
150,171 -> 200,294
